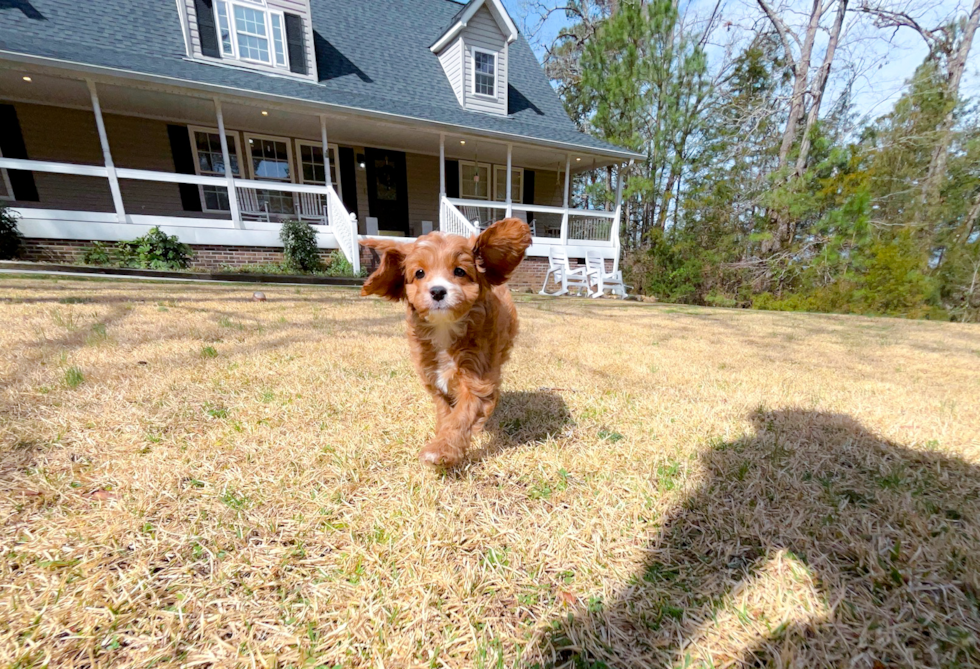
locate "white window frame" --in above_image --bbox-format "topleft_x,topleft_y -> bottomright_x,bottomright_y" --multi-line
212,0 -> 289,70
493,165 -> 523,202
0,147 -> 13,201
459,160 -> 492,200
243,133 -> 295,183
187,125 -> 243,213
471,47 -> 497,98
295,140 -> 341,193
244,132 -> 296,215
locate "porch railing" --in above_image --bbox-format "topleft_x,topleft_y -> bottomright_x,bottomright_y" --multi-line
0,156 -> 362,269
440,195 -> 480,237
326,185 -> 360,274
440,196 -> 619,247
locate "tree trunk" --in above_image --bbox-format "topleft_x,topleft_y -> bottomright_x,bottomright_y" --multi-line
923,0 -> 980,201
795,0 -> 848,175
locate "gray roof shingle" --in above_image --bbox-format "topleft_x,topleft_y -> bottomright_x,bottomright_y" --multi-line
0,0 -> 640,158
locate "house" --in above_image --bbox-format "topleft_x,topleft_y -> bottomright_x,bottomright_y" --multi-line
0,0 -> 641,285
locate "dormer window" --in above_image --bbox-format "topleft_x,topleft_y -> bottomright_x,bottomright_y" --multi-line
472,49 -> 496,97
213,1 -> 288,68
192,0 -> 309,75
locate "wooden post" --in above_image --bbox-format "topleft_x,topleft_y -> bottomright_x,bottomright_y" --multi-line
560,154 -> 571,245
320,115 -> 332,188
505,143 -> 513,218
87,80 -> 126,223
439,133 -> 446,198
213,98 -> 243,229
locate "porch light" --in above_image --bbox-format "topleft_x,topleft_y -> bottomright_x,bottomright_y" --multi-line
261,110 -> 269,116
576,157 -> 581,161
460,140 -> 465,145
22,76 -> 32,82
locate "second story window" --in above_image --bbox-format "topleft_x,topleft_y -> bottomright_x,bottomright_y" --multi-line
473,49 -> 496,97
211,1 -> 288,69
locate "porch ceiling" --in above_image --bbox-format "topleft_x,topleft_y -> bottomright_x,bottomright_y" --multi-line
0,65 -> 628,173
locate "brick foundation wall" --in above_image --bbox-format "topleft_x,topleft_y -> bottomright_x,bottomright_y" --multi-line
19,238 -> 335,271
19,239 -> 605,292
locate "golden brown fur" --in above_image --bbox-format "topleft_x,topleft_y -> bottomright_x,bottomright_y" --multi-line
359,219 -> 532,466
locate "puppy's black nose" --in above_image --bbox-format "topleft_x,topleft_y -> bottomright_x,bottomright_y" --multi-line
430,286 -> 447,301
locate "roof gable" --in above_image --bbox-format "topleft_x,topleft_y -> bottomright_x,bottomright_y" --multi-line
430,0 -> 517,53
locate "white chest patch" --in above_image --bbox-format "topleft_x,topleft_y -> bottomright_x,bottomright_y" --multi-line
434,350 -> 456,395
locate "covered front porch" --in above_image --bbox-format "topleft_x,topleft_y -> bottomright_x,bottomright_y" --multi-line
0,65 -> 630,278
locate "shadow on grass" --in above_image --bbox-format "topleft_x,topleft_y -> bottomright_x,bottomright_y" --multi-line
469,390 -> 573,464
525,409 -> 980,668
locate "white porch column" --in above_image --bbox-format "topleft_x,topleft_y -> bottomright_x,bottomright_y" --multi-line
213,98 -> 243,230
560,153 -> 571,245
439,133 -> 446,197
319,114 -> 332,188
86,80 -> 126,223
505,143 -> 513,217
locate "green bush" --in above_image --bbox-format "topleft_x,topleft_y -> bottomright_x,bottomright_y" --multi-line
82,241 -> 114,266
119,227 -> 193,270
80,228 -> 192,270
280,219 -> 321,272
0,203 -> 22,260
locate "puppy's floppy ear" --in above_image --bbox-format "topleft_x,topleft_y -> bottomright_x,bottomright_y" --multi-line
360,238 -> 408,301
473,218 -> 532,285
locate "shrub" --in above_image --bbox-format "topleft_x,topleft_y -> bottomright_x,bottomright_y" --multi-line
0,203 -> 22,260
82,241 -> 114,266
119,227 -> 193,270
322,250 -> 367,277
280,219 -> 321,272
80,228 -> 192,270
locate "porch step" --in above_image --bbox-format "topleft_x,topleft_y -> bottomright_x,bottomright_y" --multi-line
0,262 -> 364,286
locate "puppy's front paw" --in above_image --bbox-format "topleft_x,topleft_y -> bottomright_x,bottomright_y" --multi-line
419,439 -> 463,468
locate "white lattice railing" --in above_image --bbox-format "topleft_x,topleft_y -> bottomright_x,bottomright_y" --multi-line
440,195 -> 480,237
326,185 -> 360,274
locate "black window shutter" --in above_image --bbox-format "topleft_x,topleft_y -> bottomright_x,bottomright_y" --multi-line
195,0 -> 220,58
338,147 -> 358,219
444,160 -> 459,198
284,14 -> 308,74
167,125 -> 203,212
0,104 -> 39,202
523,170 -> 534,205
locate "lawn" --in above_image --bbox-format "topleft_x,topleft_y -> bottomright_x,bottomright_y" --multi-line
1,275 -> 979,668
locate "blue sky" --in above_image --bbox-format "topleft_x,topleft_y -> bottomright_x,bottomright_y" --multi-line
500,0 -> 980,123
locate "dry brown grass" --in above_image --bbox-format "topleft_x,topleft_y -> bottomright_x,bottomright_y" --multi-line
1,275 -> 979,669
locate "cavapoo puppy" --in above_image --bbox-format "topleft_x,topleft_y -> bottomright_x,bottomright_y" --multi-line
359,218 -> 532,466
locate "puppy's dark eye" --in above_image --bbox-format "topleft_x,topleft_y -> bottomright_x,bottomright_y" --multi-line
454,267 -> 467,278
415,269 -> 425,280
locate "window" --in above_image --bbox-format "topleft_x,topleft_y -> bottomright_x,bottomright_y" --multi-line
0,147 -> 12,201
270,13 -> 286,68
296,141 -> 340,190
244,133 -> 295,214
493,166 -> 523,202
459,161 -> 491,200
188,126 -> 242,212
472,49 -> 496,97
233,5 -> 270,62
212,1 -> 288,69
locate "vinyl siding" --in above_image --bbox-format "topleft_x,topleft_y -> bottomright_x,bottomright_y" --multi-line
534,169 -> 564,207
12,102 -> 112,212
461,6 -> 508,116
437,38 -> 464,106
406,152 -> 439,236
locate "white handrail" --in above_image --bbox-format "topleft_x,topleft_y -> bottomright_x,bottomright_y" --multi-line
326,185 -> 360,274
440,195 -> 480,237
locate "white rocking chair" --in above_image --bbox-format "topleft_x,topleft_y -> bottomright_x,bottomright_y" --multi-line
540,246 -> 598,297
585,249 -> 631,298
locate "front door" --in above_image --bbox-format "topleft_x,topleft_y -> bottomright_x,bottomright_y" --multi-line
365,148 -> 409,234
